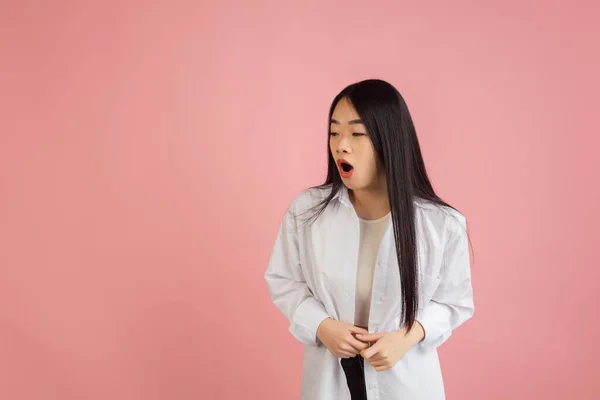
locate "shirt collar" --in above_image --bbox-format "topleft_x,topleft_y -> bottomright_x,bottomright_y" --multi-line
332,184 -> 422,209
332,185 -> 352,208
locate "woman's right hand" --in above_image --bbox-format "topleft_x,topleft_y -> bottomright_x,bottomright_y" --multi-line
316,318 -> 370,358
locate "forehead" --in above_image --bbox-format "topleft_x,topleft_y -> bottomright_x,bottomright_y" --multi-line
331,97 -> 361,121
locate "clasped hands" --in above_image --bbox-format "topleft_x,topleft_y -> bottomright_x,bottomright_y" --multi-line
316,317 -> 425,372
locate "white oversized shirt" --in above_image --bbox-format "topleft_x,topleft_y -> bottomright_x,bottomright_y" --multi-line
264,184 -> 475,400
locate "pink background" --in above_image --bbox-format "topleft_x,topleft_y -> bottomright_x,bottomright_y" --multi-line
1,1 -> 599,399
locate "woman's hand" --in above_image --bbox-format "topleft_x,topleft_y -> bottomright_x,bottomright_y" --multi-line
356,322 -> 425,372
316,318 -> 370,358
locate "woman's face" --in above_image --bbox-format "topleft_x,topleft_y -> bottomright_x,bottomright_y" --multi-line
329,97 -> 384,191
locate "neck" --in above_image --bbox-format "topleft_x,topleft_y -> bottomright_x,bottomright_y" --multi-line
349,182 -> 390,220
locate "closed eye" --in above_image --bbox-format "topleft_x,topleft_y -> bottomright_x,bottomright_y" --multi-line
329,132 -> 366,137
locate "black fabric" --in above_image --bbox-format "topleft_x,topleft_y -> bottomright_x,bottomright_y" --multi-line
340,354 -> 368,400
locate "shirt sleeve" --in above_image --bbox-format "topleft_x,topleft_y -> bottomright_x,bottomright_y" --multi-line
264,206 -> 330,346
416,214 -> 475,350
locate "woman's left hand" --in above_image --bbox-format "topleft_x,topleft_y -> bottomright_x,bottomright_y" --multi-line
355,322 -> 425,372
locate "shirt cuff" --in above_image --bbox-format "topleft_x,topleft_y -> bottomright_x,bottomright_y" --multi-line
290,296 -> 331,346
415,302 -> 452,349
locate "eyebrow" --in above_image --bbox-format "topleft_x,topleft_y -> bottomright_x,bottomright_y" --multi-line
330,119 -> 364,125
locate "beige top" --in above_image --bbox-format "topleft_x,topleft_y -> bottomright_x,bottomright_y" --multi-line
354,211 -> 392,329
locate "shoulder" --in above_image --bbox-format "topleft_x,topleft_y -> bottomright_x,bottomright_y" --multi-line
414,197 -> 467,236
287,184 -> 333,215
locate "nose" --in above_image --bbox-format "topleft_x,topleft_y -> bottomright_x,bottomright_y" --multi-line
336,136 -> 350,154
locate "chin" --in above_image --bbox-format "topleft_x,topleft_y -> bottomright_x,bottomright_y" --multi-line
342,175 -> 380,192
341,179 -> 365,191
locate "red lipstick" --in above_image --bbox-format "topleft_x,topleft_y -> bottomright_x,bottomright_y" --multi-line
336,159 -> 354,178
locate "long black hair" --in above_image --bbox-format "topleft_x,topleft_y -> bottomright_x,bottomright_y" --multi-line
301,78 -> 464,333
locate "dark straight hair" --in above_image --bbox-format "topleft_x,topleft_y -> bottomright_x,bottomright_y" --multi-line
302,78 -> 462,334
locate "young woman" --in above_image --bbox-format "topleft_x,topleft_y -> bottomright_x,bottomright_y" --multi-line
264,79 -> 475,400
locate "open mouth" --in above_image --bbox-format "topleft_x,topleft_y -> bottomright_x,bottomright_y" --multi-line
337,159 -> 354,176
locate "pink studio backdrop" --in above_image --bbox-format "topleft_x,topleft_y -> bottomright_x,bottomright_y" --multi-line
1,1 -> 599,399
